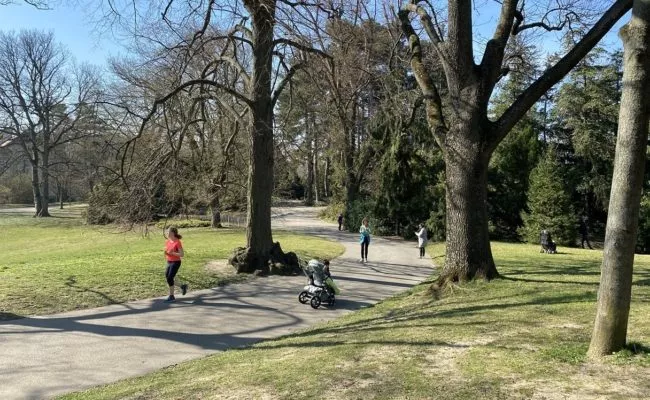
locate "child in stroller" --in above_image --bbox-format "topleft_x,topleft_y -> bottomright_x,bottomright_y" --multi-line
298,259 -> 340,309
540,229 -> 557,254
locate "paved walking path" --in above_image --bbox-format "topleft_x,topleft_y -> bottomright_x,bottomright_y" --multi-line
0,207 -> 434,399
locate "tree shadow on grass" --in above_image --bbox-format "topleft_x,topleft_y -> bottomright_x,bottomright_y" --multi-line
65,276 -> 124,307
626,342 -> 650,355
499,275 -> 599,286
288,292 -> 596,339
255,339 -> 470,351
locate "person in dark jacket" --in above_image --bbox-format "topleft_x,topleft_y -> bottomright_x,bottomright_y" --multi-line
579,215 -> 593,249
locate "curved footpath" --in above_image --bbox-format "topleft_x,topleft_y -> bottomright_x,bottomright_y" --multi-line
0,207 -> 435,400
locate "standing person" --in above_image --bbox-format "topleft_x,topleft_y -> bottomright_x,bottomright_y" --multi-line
359,217 -> 371,263
164,227 -> 188,302
337,213 -> 343,231
415,223 -> 428,259
580,215 -> 593,249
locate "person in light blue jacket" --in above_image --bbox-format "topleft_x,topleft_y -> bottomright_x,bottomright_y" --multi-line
359,217 -> 371,263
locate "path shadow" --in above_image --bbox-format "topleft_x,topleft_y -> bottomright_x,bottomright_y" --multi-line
0,288 -> 308,352
0,312 -> 23,321
334,275 -> 415,289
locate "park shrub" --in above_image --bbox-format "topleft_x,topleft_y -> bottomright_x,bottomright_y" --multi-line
320,202 -> 344,222
345,199 -> 375,232
154,219 -> 212,229
0,173 -> 33,204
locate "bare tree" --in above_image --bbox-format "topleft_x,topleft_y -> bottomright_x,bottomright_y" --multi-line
398,0 -> 632,283
93,0 -> 331,273
0,30 -> 101,216
588,0 -> 650,357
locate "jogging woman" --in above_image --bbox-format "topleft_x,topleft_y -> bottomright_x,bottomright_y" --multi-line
164,227 -> 187,302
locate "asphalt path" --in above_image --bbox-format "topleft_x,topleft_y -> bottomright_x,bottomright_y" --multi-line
0,206 -> 435,399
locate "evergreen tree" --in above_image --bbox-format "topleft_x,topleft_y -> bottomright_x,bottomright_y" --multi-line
488,37 -> 542,240
553,47 -> 622,216
521,149 -> 577,246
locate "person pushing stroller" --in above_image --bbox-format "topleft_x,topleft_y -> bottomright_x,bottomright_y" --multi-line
298,259 -> 339,309
540,229 -> 557,254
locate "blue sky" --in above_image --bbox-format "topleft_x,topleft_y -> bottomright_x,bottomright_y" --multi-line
0,1 -> 629,68
0,2 -> 121,66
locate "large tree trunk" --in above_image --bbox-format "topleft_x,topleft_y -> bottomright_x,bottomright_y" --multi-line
313,127 -> 319,204
245,0 -> 275,256
588,1 -> 650,357
441,124 -> 498,283
210,194 -> 222,228
30,155 -> 42,217
305,139 -> 315,206
343,127 -> 358,229
323,155 -> 330,198
38,148 -> 51,217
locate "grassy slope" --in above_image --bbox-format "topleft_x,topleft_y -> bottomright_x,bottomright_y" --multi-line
62,242 -> 650,400
1,209 -> 344,318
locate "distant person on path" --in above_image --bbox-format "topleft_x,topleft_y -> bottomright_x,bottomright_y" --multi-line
338,213 -> 343,231
164,227 -> 187,302
359,217 -> 371,263
579,215 -> 593,249
415,223 -> 428,258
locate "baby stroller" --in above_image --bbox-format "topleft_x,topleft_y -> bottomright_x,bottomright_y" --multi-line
540,229 -> 557,254
298,259 -> 339,309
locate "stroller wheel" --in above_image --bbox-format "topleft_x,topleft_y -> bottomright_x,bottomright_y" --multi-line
298,291 -> 309,304
310,295 -> 321,309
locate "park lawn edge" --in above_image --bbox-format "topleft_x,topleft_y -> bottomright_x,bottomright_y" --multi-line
2,211 -> 345,319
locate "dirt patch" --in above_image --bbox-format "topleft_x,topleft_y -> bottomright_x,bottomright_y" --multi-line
508,363 -> 650,399
204,259 -> 236,276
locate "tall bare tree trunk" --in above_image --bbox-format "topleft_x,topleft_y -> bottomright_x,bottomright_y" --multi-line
323,155 -> 330,198
210,194 -> 222,228
589,0 -> 650,357
38,147 -> 51,217
30,154 -> 42,217
313,127 -> 319,204
245,0 -> 276,256
305,116 -> 315,206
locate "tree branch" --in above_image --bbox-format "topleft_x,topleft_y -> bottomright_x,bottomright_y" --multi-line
398,7 -> 447,151
494,0 -> 632,148
273,38 -> 331,59
272,62 -> 305,107
402,2 -> 449,72
480,0 -> 519,87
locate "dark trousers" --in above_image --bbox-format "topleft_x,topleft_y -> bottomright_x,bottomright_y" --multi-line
581,235 -> 592,249
338,221 -> 342,231
419,247 -> 425,257
165,261 -> 181,286
361,238 -> 369,260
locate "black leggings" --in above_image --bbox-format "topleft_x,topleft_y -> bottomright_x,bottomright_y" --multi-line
419,247 -> 425,257
165,261 -> 181,286
361,238 -> 369,259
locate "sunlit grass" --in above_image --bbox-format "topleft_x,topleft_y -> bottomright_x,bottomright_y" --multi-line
1,209 -> 344,318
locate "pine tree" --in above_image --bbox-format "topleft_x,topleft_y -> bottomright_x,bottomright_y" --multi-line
521,149 -> 577,246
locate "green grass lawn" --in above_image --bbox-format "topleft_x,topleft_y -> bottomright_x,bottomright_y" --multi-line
1,209 -> 344,319
61,242 -> 650,400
